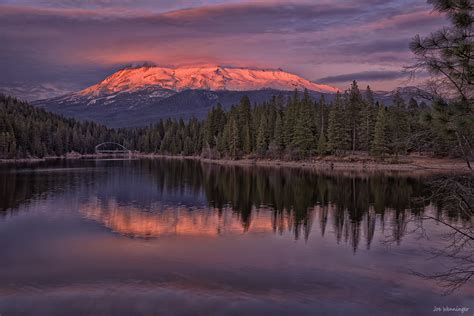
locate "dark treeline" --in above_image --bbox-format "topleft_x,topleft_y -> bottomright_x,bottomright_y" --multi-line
0,81 -> 471,161
0,94 -> 115,158
99,81 -> 471,160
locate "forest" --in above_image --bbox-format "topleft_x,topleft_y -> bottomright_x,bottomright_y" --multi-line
128,84 -> 443,160
0,94 -> 115,158
0,84 -> 469,162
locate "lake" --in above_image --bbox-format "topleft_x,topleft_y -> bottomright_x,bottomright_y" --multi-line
0,159 -> 472,315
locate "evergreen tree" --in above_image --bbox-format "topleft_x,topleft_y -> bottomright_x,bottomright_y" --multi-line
327,93 -> 347,155
372,107 -> 390,158
347,81 -> 364,152
183,136 -> 194,156
388,92 -> 410,156
316,132 -> 328,155
409,0 -> 473,168
238,97 -> 253,154
359,85 -> 376,152
0,132 -> 7,158
256,114 -> 269,156
315,95 -> 328,141
203,104 -> 226,148
228,117 -> 240,158
283,90 -> 299,147
273,110 -> 285,151
293,89 -> 316,156
217,126 -> 228,154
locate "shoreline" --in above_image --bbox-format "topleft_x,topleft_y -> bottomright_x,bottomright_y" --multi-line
160,155 -> 472,175
1,153 -> 472,174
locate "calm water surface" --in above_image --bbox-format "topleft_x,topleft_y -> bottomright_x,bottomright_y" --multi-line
0,159 -> 473,315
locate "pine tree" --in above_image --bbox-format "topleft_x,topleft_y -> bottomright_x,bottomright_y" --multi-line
315,95 -> 327,140
407,98 -> 426,153
347,81 -> 363,152
293,89 -> 316,156
217,126 -> 228,154
388,92 -> 410,156
327,93 -> 347,155
372,107 -> 389,158
233,97 -> 252,154
266,100 -> 277,141
203,104 -> 225,148
256,115 -> 269,156
241,125 -> 252,154
8,134 -> 16,158
409,0 -> 473,168
359,85 -> 376,152
283,90 -> 299,147
0,132 -> 7,158
228,117 -> 240,158
316,132 -> 328,155
183,136 -> 194,156
272,110 -> 285,152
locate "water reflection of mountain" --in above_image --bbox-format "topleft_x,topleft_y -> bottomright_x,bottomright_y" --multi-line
80,197 -> 276,238
2,158 -> 469,251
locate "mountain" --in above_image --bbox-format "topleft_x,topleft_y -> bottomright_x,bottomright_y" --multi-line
0,84 -> 72,102
78,65 -> 340,96
32,65 -> 339,128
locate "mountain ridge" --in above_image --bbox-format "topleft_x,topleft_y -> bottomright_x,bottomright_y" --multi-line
76,65 -> 340,98
34,89 -> 320,128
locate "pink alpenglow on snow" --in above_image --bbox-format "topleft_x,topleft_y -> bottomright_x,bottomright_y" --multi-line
80,65 -> 340,97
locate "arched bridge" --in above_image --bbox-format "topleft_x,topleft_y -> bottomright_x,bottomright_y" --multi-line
95,142 -> 131,155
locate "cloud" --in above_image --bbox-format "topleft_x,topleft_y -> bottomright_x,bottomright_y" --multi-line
317,71 -> 408,84
343,39 -> 411,54
0,0 -> 230,11
0,0 -> 446,99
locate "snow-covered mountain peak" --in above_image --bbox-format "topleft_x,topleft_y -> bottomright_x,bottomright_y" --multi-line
79,65 -> 340,97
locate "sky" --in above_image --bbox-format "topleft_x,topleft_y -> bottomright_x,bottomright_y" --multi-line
0,0 -> 446,100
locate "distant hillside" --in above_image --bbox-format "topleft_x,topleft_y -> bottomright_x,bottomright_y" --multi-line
34,89 -> 330,127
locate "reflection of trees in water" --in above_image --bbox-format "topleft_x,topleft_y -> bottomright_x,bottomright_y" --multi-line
0,161 -> 100,215
195,163 -> 430,248
408,175 -> 473,294
141,160 -> 434,249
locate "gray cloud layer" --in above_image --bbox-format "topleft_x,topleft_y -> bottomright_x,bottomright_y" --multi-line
318,71 -> 408,84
